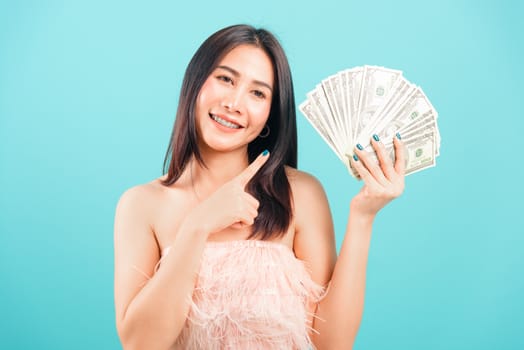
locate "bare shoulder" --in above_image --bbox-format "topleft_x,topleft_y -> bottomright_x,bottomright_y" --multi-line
118,175 -> 170,202
116,178 -> 165,215
115,175 -> 196,254
285,166 -> 324,189
285,167 -> 328,206
114,177 -> 174,242
285,166 -> 332,235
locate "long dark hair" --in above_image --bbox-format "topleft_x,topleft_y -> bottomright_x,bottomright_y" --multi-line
162,24 -> 297,240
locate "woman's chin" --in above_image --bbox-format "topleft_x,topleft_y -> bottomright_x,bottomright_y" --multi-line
199,135 -> 258,154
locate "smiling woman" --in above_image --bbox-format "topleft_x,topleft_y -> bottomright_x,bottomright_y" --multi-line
160,25 -> 297,242
113,24 -> 406,350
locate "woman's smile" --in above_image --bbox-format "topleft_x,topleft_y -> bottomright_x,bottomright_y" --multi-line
209,113 -> 243,130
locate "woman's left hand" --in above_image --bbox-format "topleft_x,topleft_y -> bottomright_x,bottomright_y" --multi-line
350,134 -> 406,218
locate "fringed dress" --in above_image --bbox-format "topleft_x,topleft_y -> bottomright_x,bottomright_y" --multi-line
162,240 -> 325,350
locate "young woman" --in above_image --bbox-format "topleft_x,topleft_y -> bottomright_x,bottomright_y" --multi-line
114,24 -> 405,350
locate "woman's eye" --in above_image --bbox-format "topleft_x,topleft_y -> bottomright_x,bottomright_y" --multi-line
253,90 -> 266,99
217,75 -> 233,84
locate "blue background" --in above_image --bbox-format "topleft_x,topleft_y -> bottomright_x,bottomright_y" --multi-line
1,0 -> 523,349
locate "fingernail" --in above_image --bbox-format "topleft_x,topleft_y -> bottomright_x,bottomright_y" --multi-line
396,132 -> 401,140
356,143 -> 364,150
373,134 -> 380,142
353,154 -> 359,161
262,149 -> 269,156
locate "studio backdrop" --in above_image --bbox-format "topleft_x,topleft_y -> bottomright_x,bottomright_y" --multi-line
1,1 -> 523,349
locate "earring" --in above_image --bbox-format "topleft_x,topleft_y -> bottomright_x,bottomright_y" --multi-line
258,125 -> 270,138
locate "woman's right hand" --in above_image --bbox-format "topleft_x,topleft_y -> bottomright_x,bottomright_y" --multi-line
183,151 -> 270,235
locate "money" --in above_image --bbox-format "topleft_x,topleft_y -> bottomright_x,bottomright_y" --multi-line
355,130 -> 437,176
353,66 -> 402,140
322,75 -> 348,150
300,65 -> 440,178
299,99 -> 344,161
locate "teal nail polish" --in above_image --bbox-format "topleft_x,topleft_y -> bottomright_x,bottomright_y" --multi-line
396,132 -> 401,140
373,134 -> 380,142
356,143 -> 364,150
353,154 -> 358,161
262,149 -> 269,156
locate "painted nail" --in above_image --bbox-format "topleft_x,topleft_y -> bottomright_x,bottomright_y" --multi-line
396,132 -> 401,140
262,149 -> 269,156
353,154 -> 359,161
373,134 -> 380,142
356,143 -> 364,150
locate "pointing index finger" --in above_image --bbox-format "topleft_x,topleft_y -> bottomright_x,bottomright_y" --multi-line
238,150 -> 270,186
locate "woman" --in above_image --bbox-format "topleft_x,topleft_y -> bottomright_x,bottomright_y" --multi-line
114,24 -> 405,350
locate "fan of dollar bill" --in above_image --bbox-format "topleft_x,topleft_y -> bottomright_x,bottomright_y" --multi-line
299,65 -> 440,178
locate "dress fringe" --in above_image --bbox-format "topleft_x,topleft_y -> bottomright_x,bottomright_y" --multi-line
162,240 -> 325,350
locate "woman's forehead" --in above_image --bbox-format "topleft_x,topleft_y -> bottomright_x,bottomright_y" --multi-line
216,45 -> 274,89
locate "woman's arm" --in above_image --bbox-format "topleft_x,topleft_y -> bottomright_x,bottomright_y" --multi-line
311,209 -> 374,349
114,186 -> 209,350
296,136 -> 405,349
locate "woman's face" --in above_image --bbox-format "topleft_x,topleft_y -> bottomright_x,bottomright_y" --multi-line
195,44 -> 274,154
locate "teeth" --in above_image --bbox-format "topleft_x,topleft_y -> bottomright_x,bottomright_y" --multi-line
211,115 -> 241,129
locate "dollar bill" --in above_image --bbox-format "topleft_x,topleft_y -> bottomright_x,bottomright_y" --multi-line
353,66 -> 402,140
345,130 -> 437,178
401,131 -> 437,175
364,87 -> 438,147
299,65 -> 440,178
357,77 -> 415,142
341,67 -> 364,146
321,75 -> 349,152
299,99 -> 344,161
307,87 -> 335,136
397,112 -> 440,156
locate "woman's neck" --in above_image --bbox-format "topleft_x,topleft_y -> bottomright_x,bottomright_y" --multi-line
190,147 -> 250,198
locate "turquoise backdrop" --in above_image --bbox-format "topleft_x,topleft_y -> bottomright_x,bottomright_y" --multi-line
1,0 -> 523,349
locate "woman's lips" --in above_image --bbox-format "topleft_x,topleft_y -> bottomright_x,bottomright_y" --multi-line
209,114 -> 243,129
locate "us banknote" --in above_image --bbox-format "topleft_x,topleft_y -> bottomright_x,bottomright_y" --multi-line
300,65 -> 440,178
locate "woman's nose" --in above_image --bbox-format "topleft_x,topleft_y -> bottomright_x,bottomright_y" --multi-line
221,88 -> 244,113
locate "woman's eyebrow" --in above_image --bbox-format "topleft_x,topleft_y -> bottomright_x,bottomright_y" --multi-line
216,65 -> 273,92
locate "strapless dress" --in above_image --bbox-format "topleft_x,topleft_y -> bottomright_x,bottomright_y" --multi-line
162,240 -> 325,350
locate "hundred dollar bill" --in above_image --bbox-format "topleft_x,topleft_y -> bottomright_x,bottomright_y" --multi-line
308,87 -> 346,155
299,99 -> 344,161
360,87 -> 437,149
397,113 -> 440,156
401,130 -> 437,175
345,130 -> 437,177
353,65 -> 402,141
345,110 -> 439,161
341,67 -> 364,146
359,78 -> 417,142
321,75 -> 350,152
397,112 -> 437,136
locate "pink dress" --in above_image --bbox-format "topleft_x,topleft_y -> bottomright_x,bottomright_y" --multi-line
163,240 -> 325,350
